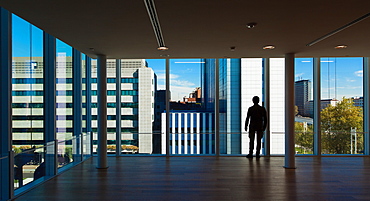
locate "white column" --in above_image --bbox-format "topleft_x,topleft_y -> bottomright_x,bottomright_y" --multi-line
184,113 -> 188,154
172,113 -> 176,154
284,53 -> 296,169
313,58 -> 321,155
96,55 -> 108,169
190,113 -> 194,154
178,113 -> 182,154
161,113 -> 166,154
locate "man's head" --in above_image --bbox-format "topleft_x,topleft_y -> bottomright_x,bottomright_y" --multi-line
252,96 -> 259,104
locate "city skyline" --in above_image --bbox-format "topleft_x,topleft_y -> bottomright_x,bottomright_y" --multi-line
148,58 -> 364,102
12,13 -> 364,102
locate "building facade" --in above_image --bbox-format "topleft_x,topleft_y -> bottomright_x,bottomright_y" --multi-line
295,79 -> 311,117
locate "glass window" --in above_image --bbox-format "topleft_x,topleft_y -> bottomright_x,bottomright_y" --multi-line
320,58 -> 364,154
56,39 -> 73,141
294,58 -> 314,154
12,13 -> 44,188
168,59 -> 209,155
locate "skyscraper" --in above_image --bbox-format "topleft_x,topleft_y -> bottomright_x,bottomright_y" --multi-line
91,59 -> 155,154
295,79 -> 311,116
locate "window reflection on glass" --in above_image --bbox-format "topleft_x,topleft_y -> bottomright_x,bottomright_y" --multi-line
56,40 -> 73,141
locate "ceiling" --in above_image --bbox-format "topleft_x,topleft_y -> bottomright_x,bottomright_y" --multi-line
1,0 -> 370,59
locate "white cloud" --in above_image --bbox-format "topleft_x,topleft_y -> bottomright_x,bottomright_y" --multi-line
295,73 -> 304,78
170,85 -> 196,101
346,78 -> 356,83
171,79 -> 195,87
354,70 -> 363,77
155,73 -> 179,80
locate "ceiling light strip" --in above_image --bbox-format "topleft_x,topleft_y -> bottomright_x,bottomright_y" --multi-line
306,12 -> 370,47
144,0 -> 166,47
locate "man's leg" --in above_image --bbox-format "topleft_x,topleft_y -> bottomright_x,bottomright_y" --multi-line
256,130 -> 263,157
247,130 -> 256,158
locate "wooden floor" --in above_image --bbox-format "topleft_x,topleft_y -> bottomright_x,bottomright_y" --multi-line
13,156 -> 370,201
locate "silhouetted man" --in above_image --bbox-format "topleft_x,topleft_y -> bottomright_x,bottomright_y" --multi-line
245,96 -> 267,158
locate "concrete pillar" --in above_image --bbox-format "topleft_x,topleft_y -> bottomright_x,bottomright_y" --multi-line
96,55 -> 108,169
284,53 -> 296,169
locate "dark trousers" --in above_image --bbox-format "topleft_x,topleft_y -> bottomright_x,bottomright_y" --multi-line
249,129 -> 263,155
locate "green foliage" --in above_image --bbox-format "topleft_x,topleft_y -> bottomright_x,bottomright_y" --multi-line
320,97 -> 363,154
65,147 -> 73,160
295,122 -> 313,154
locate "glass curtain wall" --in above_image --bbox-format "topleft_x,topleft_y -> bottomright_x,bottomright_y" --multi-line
147,59 -> 166,154
294,58 -> 314,154
320,58 -> 364,154
106,59 -> 117,154
269,58 -> 285,155
239,58 -> 263,155
167,59 -> 213,155
120,59 -> 150,154
12,14 -> 44,188
56,40 -> 73,166
219,58 -> 243,155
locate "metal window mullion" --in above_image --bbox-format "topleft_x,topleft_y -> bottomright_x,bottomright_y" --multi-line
43,32 -> 57,176
363,58 -> 369,155
263,58 -> 271,156
85,56 -> 92,155
116,59 -> 122,156
165,59 -> 170,156
313,58 -> 321,156
215,59 -> 220,156
0,8 -> 13,201
72,48 -> 82,161
284,53 -> 296,169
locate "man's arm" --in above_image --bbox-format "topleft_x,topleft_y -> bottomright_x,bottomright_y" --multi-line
245,108 -> 250,131
263,108 -> 267,131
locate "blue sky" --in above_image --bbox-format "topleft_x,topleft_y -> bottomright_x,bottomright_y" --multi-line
147,59 -> 202,101
148,58 -> 364,101
12,13 -> 364,102
296,57 -> 363,99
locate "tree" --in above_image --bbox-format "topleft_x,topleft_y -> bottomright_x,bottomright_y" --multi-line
295,122 -> 313,154
294,105 -> 299,116
321,97 -> 363,154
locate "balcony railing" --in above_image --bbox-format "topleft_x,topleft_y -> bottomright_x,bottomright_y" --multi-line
9,133 -> 91,197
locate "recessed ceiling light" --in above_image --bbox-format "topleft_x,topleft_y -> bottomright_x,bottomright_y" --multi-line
335,45 -> 347,49
158,46 -> 169,51
246,22 -> 257,29
263,45 -> 275,50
